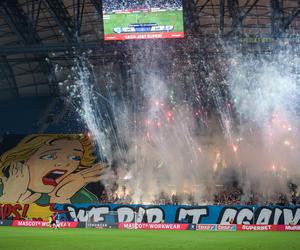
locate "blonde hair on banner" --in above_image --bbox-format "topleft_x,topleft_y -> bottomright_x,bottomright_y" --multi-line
0,134 -> 96,176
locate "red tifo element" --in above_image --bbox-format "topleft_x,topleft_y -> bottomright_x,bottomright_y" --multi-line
42,169 -> 67,186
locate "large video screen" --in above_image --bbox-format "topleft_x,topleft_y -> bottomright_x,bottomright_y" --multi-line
102,0 -> 184,40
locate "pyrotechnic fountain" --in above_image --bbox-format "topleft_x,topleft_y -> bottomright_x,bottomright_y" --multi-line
226,47 -> 300,202
65,39 -> 300,205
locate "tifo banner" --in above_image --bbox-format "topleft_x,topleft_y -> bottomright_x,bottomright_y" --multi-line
0,203 -> 54,220
1,203 -> 299,225
54,204 -> 300,225
0,134 -> 104,205
0,134 -> 299,226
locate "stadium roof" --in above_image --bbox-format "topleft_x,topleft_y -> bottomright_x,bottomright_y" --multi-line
0,0 -> 300,101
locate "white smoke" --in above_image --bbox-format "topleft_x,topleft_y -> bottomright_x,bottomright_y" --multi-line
227,48 -> 300,202
70,41 -> 300,205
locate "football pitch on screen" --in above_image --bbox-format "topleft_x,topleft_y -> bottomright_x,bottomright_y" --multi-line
104,11 -> 184,34
0,227 -> 299,250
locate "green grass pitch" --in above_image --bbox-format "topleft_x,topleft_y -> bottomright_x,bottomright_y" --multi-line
0,227 -> 299,250
103,10 -> 184,34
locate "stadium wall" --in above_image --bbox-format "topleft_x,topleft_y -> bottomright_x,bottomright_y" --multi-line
0,203 -> 299,225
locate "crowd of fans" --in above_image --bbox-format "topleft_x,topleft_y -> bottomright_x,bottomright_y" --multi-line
99,185 -> 300,206
102,0 -> 182,13
212,188 -> 299,206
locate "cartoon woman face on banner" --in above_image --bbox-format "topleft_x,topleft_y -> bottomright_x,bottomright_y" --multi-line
0,134 -> 105,204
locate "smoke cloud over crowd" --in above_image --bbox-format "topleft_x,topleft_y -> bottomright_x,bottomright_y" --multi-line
67,39 -> 300,205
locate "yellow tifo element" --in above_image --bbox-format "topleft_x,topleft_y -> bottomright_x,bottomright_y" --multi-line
26,203 -> 53,220
0,202 -> 54,221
